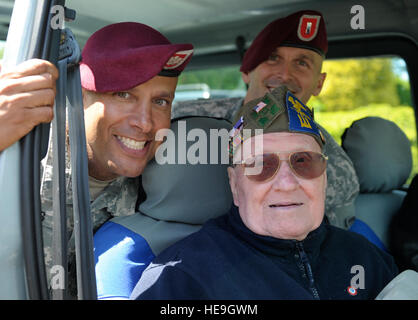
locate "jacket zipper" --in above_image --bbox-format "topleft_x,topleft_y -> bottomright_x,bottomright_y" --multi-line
296,242 -> 320,299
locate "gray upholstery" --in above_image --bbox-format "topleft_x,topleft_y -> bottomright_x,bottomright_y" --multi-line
342,117 -> 412,193
342,117 -> 412,247
376,270 -> 418,300
139,116 -> 233,225
354,191 -> 406,247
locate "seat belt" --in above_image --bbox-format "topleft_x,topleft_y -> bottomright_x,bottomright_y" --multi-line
54,27 -> 97,300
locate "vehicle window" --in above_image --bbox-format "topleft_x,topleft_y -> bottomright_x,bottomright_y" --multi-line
174,65 -> 246,104
176,56 -> 417,185
311,56 -> 416,184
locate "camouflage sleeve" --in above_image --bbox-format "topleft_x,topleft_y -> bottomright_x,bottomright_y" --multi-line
92,176 -> 139,222
40,141 -> 56,288
319,123 -> 360,229
172,97 -> 242,122
40,136 -> 77,293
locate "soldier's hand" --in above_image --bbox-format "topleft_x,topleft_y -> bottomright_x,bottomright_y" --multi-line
0,59 -> 58,152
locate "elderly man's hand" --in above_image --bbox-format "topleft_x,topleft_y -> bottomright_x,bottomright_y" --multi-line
0,59 -> 58,152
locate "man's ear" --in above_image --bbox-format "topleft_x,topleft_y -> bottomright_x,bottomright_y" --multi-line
227,166 -> 240,207
82,88 -> 88,108
241,71 -> 250,85
82,89 -> 96,109
312,72 -> 326,96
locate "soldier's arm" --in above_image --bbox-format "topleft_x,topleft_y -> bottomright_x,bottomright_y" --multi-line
318,123 -> 360,228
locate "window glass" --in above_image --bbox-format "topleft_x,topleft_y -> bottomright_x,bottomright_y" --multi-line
311,57 -> 416,184
176,56 -> 416,185
174,66 -> 246,104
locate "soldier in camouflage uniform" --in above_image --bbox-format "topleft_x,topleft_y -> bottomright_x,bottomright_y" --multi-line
40,22 -> 193,298
173,10 -> 359,229
41,142 -> 139,297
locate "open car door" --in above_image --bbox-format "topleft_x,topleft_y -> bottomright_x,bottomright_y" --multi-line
0,0 -> 96,300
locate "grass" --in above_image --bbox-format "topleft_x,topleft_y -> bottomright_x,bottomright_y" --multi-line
315,104 -> 417,185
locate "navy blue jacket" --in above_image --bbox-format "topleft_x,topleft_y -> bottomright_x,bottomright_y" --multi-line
130,206 -> 398,300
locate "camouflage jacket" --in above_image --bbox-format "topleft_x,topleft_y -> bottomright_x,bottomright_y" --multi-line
40,139 -> 139,297
172,97 -> 360,229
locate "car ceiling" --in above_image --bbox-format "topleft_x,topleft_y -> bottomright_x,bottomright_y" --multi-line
0,0 -> 417,63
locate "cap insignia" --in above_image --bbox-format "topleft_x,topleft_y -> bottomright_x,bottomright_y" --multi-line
297,14 -> 321,41
286,91 -> 320,137
164,49 -> 194,69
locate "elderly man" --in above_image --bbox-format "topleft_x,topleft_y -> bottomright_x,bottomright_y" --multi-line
130,85 -> 398,300
38,22 -> 193,297
173,10 -> 359,229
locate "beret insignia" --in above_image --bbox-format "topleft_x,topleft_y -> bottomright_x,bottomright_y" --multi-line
164,49 -> 194,70
297,14 -> 321,42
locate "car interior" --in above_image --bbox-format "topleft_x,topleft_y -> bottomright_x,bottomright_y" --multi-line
0,0 -> 417,300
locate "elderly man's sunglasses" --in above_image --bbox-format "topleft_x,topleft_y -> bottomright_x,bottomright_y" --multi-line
239,151 -> 328,182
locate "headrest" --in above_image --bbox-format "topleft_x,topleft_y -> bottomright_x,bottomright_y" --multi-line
139,116 -> 233,224
342,117 -> 412,193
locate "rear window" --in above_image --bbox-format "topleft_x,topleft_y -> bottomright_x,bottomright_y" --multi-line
174,65 -> 246,103
176,56 -> 417,185
312,56 -> 416,184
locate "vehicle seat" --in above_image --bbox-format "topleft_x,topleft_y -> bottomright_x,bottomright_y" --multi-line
342,116 -> 412,251
94,116 -> 233,299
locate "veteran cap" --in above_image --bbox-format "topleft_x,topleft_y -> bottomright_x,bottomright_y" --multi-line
80,22 -> 194,92
240,10 -> 327,73
229,85 -> 325,157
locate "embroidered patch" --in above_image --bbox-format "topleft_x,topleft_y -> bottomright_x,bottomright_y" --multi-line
253,101 -> 267,113
228,116 -> 244,157
164,49 -> 194,69
249,95 -> 283,128
229,116 -> 244,138
297,15 -> 321,42
286,91 -> 320,137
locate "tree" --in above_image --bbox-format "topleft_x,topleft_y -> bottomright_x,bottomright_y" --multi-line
396,77 -> 412,106
309,58 -> 400,111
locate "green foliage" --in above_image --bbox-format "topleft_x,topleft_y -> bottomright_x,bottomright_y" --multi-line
396,78 -> 412,106
316,104 -> 417,184
178,59 -> 417,184
309,58 -> 400,111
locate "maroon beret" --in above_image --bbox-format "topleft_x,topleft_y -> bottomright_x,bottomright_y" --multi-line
240,10 -> 328,73
80,22 -> 194,92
